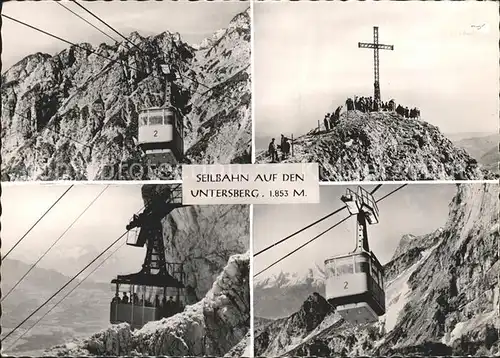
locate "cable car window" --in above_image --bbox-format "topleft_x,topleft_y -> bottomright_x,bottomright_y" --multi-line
327,266 -> 335,278
139,116 -> 148,126
149,116 -> 163,125
336,263 -> 354,276
165,114 -> 174,125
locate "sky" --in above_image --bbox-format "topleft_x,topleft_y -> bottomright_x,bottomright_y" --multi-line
254,1 -> 499,147
2,0 -> 248,70
254,183 -> 460,280
2,183 -> 147,282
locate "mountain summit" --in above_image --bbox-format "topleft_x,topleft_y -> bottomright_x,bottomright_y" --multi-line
257,110 -> 497,181
1,8 -> 251,181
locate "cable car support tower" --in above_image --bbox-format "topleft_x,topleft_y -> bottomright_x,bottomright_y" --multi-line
110,185 -> 187,329
358,26 -> 394,104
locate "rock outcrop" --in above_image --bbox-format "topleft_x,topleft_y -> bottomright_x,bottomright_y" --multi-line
1,8 -> 251,181
256,111 -> 497,181
46,252 -> 250,356
255,183 -> 500,356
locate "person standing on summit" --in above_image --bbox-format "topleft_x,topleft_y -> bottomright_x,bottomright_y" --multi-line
280,134 -> 291,158
324,114 -> 330,131
268,138 -> 278,162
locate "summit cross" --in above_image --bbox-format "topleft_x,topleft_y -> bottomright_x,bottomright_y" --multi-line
358,26 -> 394,103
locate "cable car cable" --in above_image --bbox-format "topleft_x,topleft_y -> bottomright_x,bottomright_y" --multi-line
4,240 -> 127,350
254,207 -> 346,257
55,2 -> 118,44
2,12 -> 216,124
1,230 -> 126,342
374,183 -> 407,202
1,185 -> 109,303
2,185 -> 74,262
70,0 -> 148,56
254,184 -> 406,278
254,184 -> 384,257
371,183 -> 383,194
0,205 -> 144,343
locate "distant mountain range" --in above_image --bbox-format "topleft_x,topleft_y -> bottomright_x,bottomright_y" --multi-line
450,133 -> 499,173
254,267 -> 325,319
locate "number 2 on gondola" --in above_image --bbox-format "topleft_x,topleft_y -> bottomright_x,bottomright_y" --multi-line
153,130 -> 158,137
344,281 -> 348,289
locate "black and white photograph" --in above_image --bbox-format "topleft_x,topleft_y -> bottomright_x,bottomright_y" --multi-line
1,183 -> 250,356
254,1 -> 499,181
1,1 -> 251,181
253,183 -> 499,356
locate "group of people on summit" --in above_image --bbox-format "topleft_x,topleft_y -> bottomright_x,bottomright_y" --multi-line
324,96 -> 421,131
323,105 -> 344,131
112,291 -> 184,317
268,134 -> 292,163
266,95 -> 422,161
345,96 -> 421,119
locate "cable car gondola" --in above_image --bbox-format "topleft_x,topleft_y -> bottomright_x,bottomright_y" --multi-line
110,265 -> 186,330
137,64 -> 184,166
110,185 -> 186,329
138,106 -> 183,166
324,186 -> 386,324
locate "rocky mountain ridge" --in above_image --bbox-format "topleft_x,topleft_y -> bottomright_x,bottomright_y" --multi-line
255,183 -> 499,356
1,8 -> 251,181
256,111 -> 498,181
453,133 -> 499,174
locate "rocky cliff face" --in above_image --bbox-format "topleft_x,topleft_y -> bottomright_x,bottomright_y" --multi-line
256,111 -> 497,181
45,252 -> 250,357
255,183 -> 499,356
1,8 -> 251,181
141,184 -> 250,301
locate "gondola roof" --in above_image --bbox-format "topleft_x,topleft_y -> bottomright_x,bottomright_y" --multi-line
111,271 -> 185,288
